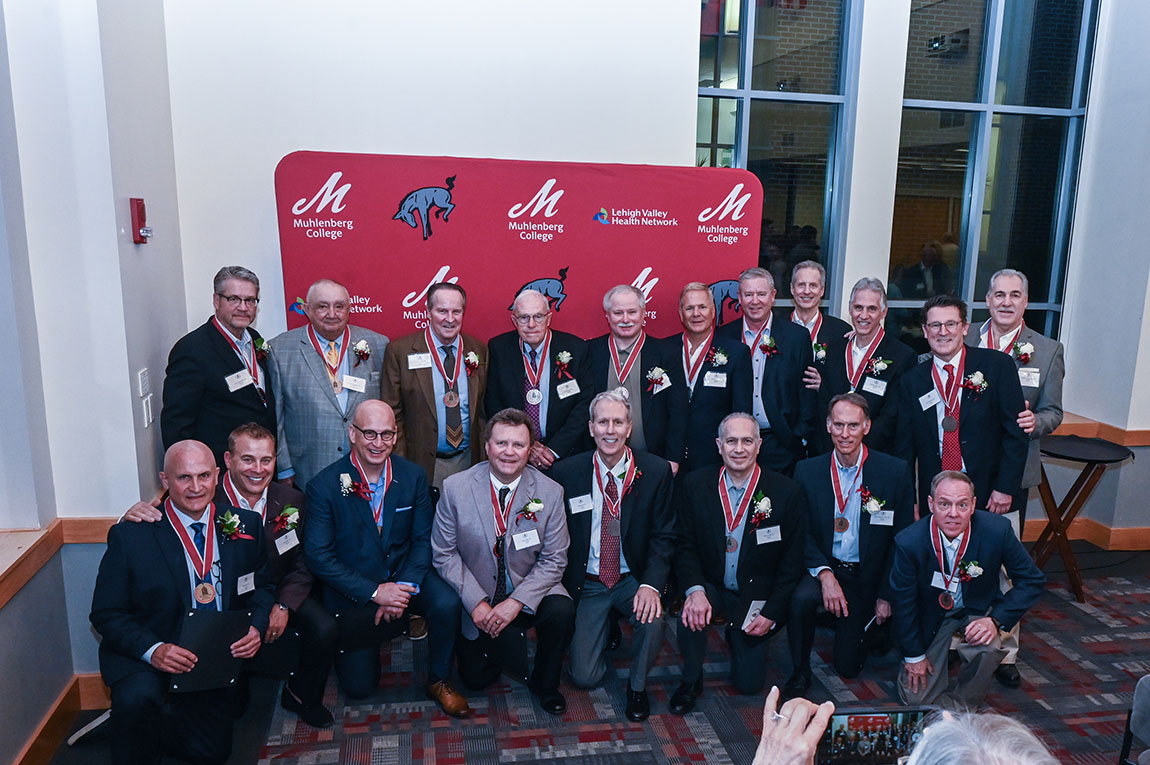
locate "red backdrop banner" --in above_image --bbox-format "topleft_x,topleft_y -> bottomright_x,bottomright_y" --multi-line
275,151 -> 762,341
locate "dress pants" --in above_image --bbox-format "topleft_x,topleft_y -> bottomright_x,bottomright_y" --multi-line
333,570 -> 460,698
787,567 -> 875,678
897,609 -> 1006,707
456,593 -> 575,693
999,509 -> 1022,665
568,575 -> 664,692
109,670 -> 242,764
678,584 -> 778,694
285,595 -> 339,704
432,451 -> 471,491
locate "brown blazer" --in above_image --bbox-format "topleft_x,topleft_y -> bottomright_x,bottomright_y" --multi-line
381,330 -> 488,481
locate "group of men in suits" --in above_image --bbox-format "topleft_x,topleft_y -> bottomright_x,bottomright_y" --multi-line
91,260 -> 1064,762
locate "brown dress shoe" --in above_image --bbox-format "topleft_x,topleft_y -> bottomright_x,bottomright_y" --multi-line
427,679 -> 472,718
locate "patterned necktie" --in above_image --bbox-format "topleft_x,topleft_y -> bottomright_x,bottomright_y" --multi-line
524,347 -> 542,435
325,341 -> 339,384
941,363 -> 962,470
493,487 -> 510,605
441,345 -> 464,448
599,474 -> 621,588
190,522 -> 217,611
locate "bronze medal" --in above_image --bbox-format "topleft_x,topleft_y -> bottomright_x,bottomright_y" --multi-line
443,389 -> 460,407
834,516 -> 850,533
195,581 -> 216,605
331,376 -> 343,394
725,535 -> 738,553
606,517 -> 621,537
938,591 -> 954,610
942,415 -> 958,432
525,388 -> 543,406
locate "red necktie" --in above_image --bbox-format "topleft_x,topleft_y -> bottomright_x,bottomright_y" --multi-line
599,475 -> 621,589
941,363 -> 962,470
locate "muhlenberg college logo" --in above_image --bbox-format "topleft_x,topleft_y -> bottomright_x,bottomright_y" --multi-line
292,172 -> 355,240
698,183 -> 752,245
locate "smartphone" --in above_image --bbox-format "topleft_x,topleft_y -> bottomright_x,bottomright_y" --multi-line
815,706 -> 936,764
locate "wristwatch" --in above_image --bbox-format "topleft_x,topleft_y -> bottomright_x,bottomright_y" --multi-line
275,602 -> 289,613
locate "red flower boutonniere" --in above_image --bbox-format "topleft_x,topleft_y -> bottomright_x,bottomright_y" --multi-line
860,487 -> 886,515
1012,341 -> 1034,365
217,510 -> 254,540
555,350 -> 574,380
274,504 -> 301,533
516,498 -> 544,525
957,560 -> 984,582
706,347 -> 729,366
864,357 -> 891,377
748,491 -> 772,528
352,339 -> 371,367
760,337 -> 780,357
464,351 -> 480,377
254,337 -> 270,363
961,371 -> 989,395
646,366 -> 668,393
339,472 -> 372,501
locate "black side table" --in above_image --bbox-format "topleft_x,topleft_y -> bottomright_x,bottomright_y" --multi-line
1032,435 -> 1133,603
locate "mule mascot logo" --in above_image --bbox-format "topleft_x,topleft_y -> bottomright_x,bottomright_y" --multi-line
709,279 -> 740,324
511,267 -> 569,311
394,175 -> 456,240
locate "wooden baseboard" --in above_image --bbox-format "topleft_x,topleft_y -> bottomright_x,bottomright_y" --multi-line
78,673 -> 111,710
1023,516 -> 1150,550
13,676 -> 79,765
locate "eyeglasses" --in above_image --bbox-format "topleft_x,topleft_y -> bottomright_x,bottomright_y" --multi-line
513,313 -> 550,326
925,320 -> 963,333
353,424 -> 397,442
218,294 -> 260,307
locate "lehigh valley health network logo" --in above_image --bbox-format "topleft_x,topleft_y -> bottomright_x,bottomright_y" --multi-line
592,207 -> 610,225
394,175 -> 457,241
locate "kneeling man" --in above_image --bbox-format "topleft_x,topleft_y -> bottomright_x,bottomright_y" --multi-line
890,470 -> 1044,707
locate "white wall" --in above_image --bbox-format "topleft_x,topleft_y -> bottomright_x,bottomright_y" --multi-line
163,0 -> 702,338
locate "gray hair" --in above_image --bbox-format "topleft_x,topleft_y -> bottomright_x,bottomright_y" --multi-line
849,277 -> 888,312
589,387 -> 632,421
602,284 -> 646,313
513,289 -> 549,313
717,411 -> 760,440
737,267 -> 775,292
791,260 -> 826,287
987,268 -> 1030,299
907,711 -> 1058,765
679,281 -> 715,308
213,266 -> 259,294
306,278 -> 350,304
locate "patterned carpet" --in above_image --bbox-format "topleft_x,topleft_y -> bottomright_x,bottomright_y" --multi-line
258,575 -> 1150,764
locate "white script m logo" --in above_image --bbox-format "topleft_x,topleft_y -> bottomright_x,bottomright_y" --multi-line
698,183 -> 751,222
293,172 -> 351,215
508,179 -> 564,219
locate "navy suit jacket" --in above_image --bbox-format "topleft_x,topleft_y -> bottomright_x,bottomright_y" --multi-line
889,511 -> 1044,659
90,506 -> 274,687
161,318 -> 276,466
777,309 -> 852,352
814,332 -> 918,454
660,332 -> 753,471
893,346 -> 1028,511
792,450 -> 915,601
714,316 -> 816,461
485,329 -> 593,460
550,450 -> 676,603
304,453 -> 433,614
588,334 -> 689,462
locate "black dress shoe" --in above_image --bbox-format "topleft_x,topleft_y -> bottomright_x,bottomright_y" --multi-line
669,680 -> 703,715
782,670 -> 812,699
281,687 -> 335,729
994,664 -> 1021,688
537,689 -> 567,715
625,687 -> 650,721
607,618 -> 623,651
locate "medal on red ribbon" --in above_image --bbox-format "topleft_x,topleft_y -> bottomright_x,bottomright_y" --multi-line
988,322 -> 1023,353
742,318 -> 771,357
792,310 -> 822,342
522,331 -> 551,406
307,325 -> 350,394
212,317 -> 264,395
682,329 -> 714,391
608,332 -> 646,386
425,328 -> 463,406
718,464 -> 761,553
351,450 -> 390,528
830,445 -> 867,533
221,472 -> 269,521
845,327 -> 886,388
490,480 -> 518,557
167,499 -> 217,604
931,346 -> 965,432
595,448 -> 636,538
930,516 -> 970,611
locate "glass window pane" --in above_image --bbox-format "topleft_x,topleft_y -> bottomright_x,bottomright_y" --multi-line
995,0 -> 1085,108
746,101 -> 836,298
697,96 -> 739,168
974,114 -> 1069,302
904,0 -> 990,103
750,0 -> 844,94
700,0 -> 742,88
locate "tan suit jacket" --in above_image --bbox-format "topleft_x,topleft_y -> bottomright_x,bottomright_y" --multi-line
381,330 -> 488,481
431,462 -> 570,639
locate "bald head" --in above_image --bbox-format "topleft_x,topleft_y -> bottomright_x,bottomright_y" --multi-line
163,440 -> 215,474
160,440 -> 218,518
352,399 -> 395,427
349,399 -> 398,473
305,278 -> 352,340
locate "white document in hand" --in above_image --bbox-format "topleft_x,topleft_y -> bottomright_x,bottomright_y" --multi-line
741,599 -> 767,630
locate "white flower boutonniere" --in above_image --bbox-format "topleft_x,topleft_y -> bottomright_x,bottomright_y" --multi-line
706,347 -> 729,366
962,370 -> 989,394
646,366 -> 668,393
340,473 -> 353,496
464,351 -> 480,376
352,339 -> 371,367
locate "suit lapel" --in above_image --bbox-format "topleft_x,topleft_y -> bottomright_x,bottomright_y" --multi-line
377,464 -> 398,550
298,332 -> 343,414
472,467 -> 497,546
157,515 -> 193,610
217,516 -> 236,609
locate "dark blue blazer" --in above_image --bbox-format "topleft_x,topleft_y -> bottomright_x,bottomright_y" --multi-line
660,332 -> 753,472
793,450 -> 915,601
90,506 -> 274,686
775,308 -> 852,351
304,453 -> 433,613
714,316 -> 816,461
888,511 -> 1044,659
588,334 -> 689,462
892,346 -> 1028,511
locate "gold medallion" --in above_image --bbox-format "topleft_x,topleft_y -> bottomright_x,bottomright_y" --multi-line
331,376 -> 343,394
195,582 -> 216,604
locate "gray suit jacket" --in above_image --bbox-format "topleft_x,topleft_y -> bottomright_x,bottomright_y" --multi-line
967,322 -> 1064,487
432,462 -> 570,639
268,325 -> 389,490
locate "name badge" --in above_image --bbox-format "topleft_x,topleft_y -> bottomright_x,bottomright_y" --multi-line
237,572 -> 255,595
275,529 -> 300,554
1018,367 -> 1040,388
512,528 -> 540,550
741,599 -> 767,630
569,494 -> 593,514
225,369 -> 254,392
918,389 -> 942,411
557,379 -> 581,399
703,371 -> 727,388
342,374 -> 367,393
869,510 -> 894,526
862,377 -> 888,397
931,571 -> 959,593
407,353 -> 432,370
756,526 -> 781,544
